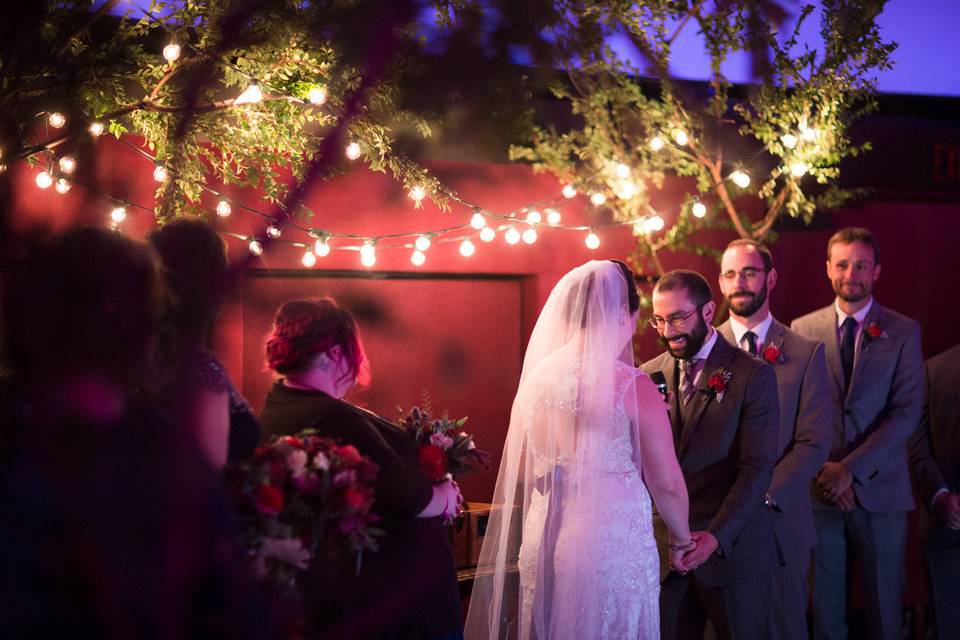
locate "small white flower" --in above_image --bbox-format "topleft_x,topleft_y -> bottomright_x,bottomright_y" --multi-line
312,451 -> 330,471
286,449 -> 308,478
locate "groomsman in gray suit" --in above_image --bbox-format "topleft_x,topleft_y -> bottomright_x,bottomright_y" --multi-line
908,343 -> 960,638
716,239 -> 833,640
642,270 -> 780,639
791,227 -> 924,640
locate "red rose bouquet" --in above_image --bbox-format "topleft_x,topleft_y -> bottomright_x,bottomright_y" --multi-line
399,406 -> 492,483
225,432 -> 382,594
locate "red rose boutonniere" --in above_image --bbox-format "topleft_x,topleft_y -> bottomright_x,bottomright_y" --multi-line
864,322 -> 886,341
705,368 -> 733,403
761,343 -> 783,365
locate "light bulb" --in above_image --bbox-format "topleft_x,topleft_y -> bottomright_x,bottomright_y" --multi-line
470,212 -> 486,229
649,136 -> 665,151
89,122 -> 105,136
345,142 -> 361,160
58,156 -> 76,174
360,251 -> 376,268
459,239 -> 476,257
480,227 -> 496,242
314,237 -> 331,257
48,112 -> 66,128
153,164 -> 168,182
781,133 -> 798,149
162,43 -> 181,62
35,171 -> 53,189
216,200 -> 232,217
504,227 -> 521,245
562,184 -> 577,198
248,239 -> 263,256
545,208 -> 561,225
789,161 -> 809,178
589,192 -> 606,206
266,225 -> 281,239
645,215 -> 665,232
615,163 -> 630,178
307,86 -> 327,105
525,210 -> 542,224
408,185 -> 426,203
415,235 -> 431,251
234,84 -> 263,105
673,130 -> 688,146
584,231 -> 600,250
730,170 -> 751,189
801,126 -> 818,142
411,250 -> 426,266
110,206 -> 127,223
360,242 -> 376,261
521,228 -> 538,244
692,200 -> 707,218
301,251 -> 317,268
616,182 -> 636,200
55,178 -> 71,194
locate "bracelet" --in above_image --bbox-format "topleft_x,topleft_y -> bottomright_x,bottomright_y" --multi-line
668,539 -> 695,552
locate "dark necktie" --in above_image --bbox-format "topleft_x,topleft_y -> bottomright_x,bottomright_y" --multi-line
840,316 -> 857,395
679,358 -> 700,405
744,330 -> 759,357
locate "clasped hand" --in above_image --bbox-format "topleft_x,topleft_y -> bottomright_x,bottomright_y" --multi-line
669,531 -> 719,574
817,461 -> 853,503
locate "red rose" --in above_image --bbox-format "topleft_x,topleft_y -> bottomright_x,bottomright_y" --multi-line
256,484 -> 285,515
761,344 -> 781,364
708,373 -> 727,393
336,445 -> 363,464
280,436 -> 304,448
417,444 -> 448,481
343,486 -> 369,509
866,323 -> 882,338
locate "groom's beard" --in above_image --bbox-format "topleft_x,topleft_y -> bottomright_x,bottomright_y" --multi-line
726,282 -> 768,317
661,314 -> 709,360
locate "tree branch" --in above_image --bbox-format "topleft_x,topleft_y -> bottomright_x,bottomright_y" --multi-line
709,162 -> 750,238
751,182 -> 791,239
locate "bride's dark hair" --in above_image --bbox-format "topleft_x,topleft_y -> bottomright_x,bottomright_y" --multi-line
610,260 -> 640,314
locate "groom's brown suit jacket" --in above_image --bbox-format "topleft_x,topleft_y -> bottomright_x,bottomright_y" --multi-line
642,333 -> 780,587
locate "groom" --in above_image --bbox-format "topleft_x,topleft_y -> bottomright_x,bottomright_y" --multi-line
641,269 -> 780,639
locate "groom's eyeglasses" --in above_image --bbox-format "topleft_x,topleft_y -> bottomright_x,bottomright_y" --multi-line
648,303 -> 705,331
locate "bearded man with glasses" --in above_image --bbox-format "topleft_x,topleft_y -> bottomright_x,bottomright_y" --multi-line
641,269 -> 780,639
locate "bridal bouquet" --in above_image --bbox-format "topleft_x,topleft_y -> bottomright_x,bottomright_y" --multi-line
399,405 -> 492,483
225,432 -> 382,593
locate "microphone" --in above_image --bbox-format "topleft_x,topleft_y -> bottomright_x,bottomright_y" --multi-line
649,371 -> 669,401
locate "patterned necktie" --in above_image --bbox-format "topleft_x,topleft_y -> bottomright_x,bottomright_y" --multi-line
840,316 -> 857,395
679,358 -> 700,405
744,330 -> 759,357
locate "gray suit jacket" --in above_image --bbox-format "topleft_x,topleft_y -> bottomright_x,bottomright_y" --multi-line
908,344 -> 960,543
641,333 -> 780,586
719,318 -> 833,556
791,302 -> 923,512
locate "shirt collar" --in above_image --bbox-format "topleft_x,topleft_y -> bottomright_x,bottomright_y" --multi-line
686,327 -> 718,363
728,312 -> 773,347
835,296 -> 874,328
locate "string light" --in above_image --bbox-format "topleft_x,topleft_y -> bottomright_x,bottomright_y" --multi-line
692,199 -> 707,218
730,170 -> 751,189
307,86 -> 328,105
649,136 -> 665,151
781,133 -> 798,149
525,209 -> 542,224
459,239 -> 476,257
615,163 -> 631,178
234,84 -> 264,105
301,250 -> 317,267
360,241 -> 376,267
410,249 -> 426,266
248,238 -> 264,256
562,184 -> 577,198
522,227 -> 538,244
645,215 -> 665,232
504,227 -> 521,245
266,224 -> 282,239
89,122 -> 105,136
673,130 -> 688,146
408,185 -> 426,203
801,126 -> 818,142
616,182 -> 636,200
162,43 -> 181,62
48,112 -> 66,129
789,161 -> 808,178
345,142 -> 362,160
589,192 -> 606,206
314,236 -> 331,257
414,234 -> 432,251
216,199 -> 232,217
545,208 -> 562,225
584,231 -> 600,250
55,178 -> 71,194
35,171 -> 54,189
110,206 -> 127,224
58,156 -> 76,174
469,211 -> 486,229
153,164 -> 168,182
479,227 -> 496,242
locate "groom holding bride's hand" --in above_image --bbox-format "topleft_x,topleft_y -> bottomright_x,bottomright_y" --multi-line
642,270 -> 780,639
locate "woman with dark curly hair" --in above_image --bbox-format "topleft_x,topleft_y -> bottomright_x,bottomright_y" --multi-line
259,297 -> 463,640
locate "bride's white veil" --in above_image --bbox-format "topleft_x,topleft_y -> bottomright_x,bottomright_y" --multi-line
465,260 -> 642,639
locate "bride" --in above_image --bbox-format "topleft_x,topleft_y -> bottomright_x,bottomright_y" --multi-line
465,260 -> 692,639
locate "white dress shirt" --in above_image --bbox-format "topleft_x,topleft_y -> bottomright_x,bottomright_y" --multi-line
728,312 -> 774,353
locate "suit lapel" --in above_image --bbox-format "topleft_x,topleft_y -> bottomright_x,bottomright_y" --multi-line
816,306 -> 844,393
765,319 -> 787,356
678,334 -> 737,455
849,303 -> 884,396
666,358 -> 682,447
